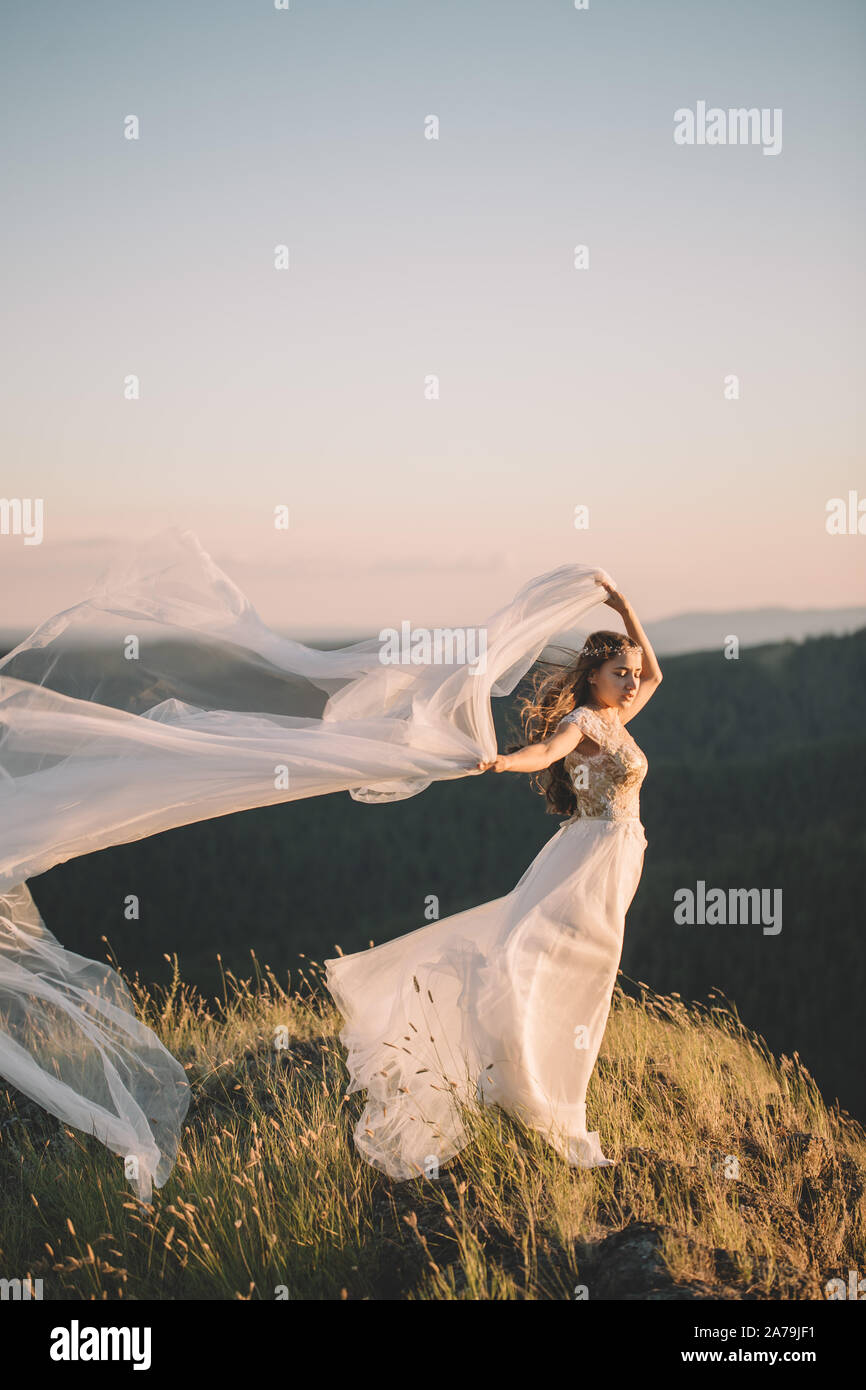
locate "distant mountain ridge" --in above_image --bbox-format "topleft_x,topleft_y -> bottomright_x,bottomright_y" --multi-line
643,606 -> 866,656
3,606 -> 865,664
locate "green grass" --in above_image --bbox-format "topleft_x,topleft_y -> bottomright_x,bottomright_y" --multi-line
1,954 -> 864,1301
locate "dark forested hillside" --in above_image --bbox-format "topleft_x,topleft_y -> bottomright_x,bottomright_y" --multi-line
19,626 -> 866,1123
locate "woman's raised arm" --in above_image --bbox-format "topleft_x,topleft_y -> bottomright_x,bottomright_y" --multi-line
600,582 -> 663,721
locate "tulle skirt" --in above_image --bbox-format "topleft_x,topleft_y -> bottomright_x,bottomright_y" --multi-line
324,814 -> 648,1180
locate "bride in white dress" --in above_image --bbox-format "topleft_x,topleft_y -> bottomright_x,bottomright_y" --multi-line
0,532 -> 660,1197
324,586 -> 663,1179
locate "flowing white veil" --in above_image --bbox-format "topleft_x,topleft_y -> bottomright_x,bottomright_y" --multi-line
0,528 -> 615,1198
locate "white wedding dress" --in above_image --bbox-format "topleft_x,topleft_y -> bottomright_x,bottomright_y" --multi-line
0,529 -> 640,1197
325,705 -> 648,1178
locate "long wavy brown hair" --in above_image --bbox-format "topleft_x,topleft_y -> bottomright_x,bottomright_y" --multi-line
511,630 -> 643,817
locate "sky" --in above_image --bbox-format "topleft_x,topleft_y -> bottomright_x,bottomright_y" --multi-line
0,0 -> 864,637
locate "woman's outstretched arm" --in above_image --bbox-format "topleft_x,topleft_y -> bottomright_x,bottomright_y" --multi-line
476,722 -> 582,774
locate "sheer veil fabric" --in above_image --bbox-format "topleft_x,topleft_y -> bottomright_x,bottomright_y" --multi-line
0,529 -> 618,1197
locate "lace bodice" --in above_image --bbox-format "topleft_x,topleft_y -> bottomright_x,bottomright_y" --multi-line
557,705 -> 648,821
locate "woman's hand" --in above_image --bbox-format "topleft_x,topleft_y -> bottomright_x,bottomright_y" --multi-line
476,754 -> 512,773
599,580 -> 629,615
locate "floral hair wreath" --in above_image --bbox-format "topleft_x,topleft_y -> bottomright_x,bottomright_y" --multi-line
580,637 -> 643,662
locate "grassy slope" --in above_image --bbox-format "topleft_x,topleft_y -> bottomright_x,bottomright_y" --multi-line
2,962 -> 864,1301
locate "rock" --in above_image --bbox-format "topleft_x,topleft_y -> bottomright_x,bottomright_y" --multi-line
579,1217 -> 822,1301
579,1220 -> 738,1301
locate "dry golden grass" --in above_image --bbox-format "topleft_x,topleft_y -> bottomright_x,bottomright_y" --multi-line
1,953 -> 863,1300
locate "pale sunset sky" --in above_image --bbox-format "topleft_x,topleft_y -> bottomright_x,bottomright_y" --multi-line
1,0 -> 863,636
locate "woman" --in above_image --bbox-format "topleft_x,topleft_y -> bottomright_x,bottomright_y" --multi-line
324,583 -> 662,1179
0,531 -> 659,1196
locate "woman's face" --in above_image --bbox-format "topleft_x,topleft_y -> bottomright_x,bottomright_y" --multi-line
587,651 -> 641,711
